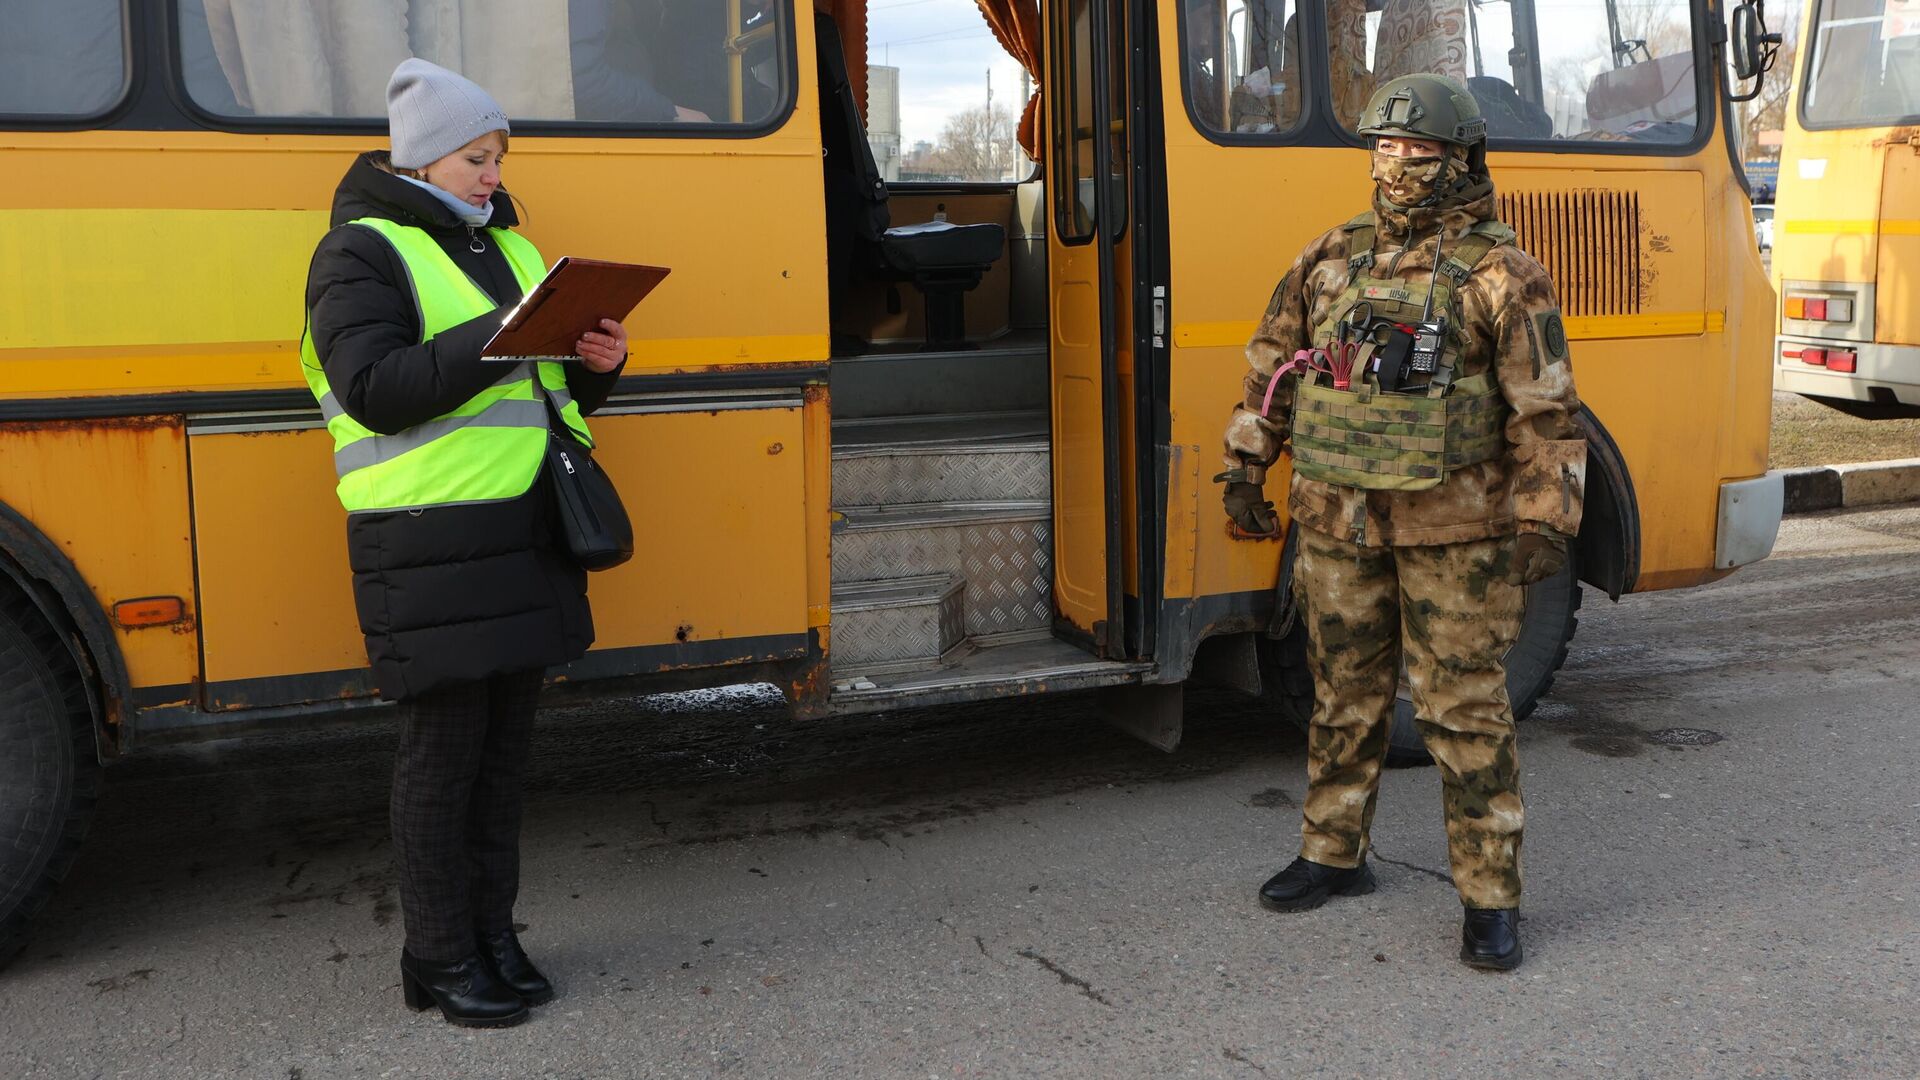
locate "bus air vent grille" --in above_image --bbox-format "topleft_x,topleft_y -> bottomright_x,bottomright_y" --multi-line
1497,191 -> 1644,317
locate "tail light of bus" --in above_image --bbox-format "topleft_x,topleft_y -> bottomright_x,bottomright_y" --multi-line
1784,294 -> 1855,323
1797,348 -> 1827,366
1825,350 -> 1858,373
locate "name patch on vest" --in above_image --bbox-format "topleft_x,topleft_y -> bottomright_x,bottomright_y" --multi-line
1362,285 -> 1418,303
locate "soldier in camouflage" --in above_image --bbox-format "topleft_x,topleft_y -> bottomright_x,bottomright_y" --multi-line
1217,73 -> 1586,971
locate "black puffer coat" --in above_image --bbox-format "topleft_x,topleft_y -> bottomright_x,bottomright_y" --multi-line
304,152 -> 624,701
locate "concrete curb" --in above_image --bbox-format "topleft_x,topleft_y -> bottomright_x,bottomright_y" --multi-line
1780,457 -> 1920,514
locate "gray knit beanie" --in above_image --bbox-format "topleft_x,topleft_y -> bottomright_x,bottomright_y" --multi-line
386,58 -> 509,170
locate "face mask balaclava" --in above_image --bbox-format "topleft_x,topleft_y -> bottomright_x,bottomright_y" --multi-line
1369,143 -> 1467,208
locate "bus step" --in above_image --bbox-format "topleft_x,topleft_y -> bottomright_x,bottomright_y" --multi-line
828,574 -> 967,672
831,434 -> 1049,507
828,633 -> 1148,712
831,501 -> 1052,637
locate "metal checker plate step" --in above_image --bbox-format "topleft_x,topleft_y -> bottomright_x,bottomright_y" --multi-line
832,442 -> 1049,507
829,635 -> 1150,711
830,574 -> 967,670
831,502 -> 1052,636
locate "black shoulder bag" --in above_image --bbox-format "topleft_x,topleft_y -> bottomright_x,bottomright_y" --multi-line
537,380 -> 633,572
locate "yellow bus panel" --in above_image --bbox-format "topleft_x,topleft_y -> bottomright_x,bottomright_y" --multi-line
0,420 -> 199,694
586,406 -> 812,652
189,428 -> 365,689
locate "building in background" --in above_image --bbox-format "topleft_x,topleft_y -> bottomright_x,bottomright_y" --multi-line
867,64 -> 901,181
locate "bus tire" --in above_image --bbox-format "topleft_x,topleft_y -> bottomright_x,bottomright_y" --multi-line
1256,621 -> 1316,728
0,587 -> 101,970
1262,552 -> 1582,769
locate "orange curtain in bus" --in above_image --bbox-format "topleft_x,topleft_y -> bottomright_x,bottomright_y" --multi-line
973,0 -> 1043,162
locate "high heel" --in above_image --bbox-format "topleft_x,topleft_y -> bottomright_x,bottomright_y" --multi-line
399,949 -> 529,1028
476,929 -> 555,1006
401,970 -> 435,1011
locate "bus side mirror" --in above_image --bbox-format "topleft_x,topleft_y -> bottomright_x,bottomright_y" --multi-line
1729,0 -> 1782,102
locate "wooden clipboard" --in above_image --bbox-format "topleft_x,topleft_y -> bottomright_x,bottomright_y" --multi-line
482,257 -> 670,360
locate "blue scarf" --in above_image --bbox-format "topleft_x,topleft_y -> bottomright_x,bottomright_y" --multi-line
398,173 -> 495,227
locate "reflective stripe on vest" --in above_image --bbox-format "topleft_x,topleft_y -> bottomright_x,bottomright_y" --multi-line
300,217 -> 595,513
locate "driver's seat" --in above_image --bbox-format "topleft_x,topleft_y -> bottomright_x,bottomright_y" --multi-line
817,13 -> 1005,349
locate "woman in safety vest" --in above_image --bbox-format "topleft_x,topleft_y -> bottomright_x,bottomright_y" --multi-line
300,59 -> 627,1028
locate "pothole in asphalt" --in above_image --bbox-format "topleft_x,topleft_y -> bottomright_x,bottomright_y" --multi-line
1570,734 -> 1643,758
1646,727 -> 1726,746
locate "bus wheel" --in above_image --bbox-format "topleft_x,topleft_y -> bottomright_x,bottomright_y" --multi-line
0,589 -> 102,970
1262,553 -> 1582,769
1383,554 -> 1583,767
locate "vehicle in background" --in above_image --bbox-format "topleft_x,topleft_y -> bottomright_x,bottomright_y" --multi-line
1754,203 -> 1775,250
1772,0 -> 1920,419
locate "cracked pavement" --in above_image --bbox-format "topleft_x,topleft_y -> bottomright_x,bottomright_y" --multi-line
2,505 -> 1918,1078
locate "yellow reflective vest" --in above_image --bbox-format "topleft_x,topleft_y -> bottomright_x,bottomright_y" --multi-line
300,217 -> 594,513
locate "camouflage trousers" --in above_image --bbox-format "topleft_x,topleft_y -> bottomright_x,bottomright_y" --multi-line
1293,526 -> 1526,908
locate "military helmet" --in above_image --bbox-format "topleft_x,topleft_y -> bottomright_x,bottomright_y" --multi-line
1357,74 -> 1487,149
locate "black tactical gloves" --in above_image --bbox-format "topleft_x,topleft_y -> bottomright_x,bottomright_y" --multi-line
1216,467 -> 1279,539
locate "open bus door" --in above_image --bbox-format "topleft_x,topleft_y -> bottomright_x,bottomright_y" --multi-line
1045,0 -> 1135,659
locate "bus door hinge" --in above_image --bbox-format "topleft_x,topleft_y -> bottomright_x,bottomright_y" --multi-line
1152,285 -> 1168,348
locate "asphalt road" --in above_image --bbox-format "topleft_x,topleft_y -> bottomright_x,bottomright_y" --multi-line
3,506 -> 1918,1079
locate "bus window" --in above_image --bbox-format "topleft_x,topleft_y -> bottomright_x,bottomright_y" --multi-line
0,0 -> 126,119
1801,0 -> 1920,128
1323,0 -> 1699,144
179,0 -> 788,127
1180,0 -> 1306,135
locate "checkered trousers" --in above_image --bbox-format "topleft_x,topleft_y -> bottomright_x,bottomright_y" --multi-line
390,669 -> 544,961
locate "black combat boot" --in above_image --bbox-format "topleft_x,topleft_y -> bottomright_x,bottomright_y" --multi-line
400,950 -> 530,1028
1460,908 -> 1523,970
1258,856 -> 1377,912
477,928 -> 555,1006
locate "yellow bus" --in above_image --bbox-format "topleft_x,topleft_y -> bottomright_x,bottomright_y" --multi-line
0,0 -> 1779,960
1771,0 -> 1920,418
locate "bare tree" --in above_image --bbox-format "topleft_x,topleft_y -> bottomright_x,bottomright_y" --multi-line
922,104 -> 1020,183
1736,37 -> 1798,158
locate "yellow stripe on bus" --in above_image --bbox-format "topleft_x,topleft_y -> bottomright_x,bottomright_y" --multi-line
1783,220 -> 1920,236
0,341 -> 832,400
1173,311 -> 1726,349
0,347 -> 298,399
0,209 -> 329,352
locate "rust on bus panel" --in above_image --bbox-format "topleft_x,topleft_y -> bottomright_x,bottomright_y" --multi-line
1870,126 -> 1920,149
1,414 -> 183,436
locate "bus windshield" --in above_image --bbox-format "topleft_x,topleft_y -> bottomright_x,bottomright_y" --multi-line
1802,0 -> 1920,128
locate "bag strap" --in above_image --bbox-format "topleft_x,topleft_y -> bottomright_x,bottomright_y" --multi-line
1425,226 -> 1511,397
528,366 -> 577,443
1343,211 -> 1378,272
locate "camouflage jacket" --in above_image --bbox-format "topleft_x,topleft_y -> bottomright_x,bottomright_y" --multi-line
1224,188 -> 1587,547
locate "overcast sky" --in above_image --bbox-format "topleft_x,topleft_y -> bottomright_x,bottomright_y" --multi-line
866,0 -> 1033,152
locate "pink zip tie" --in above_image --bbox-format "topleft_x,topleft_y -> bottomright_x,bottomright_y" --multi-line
1262,351 -> 1315,416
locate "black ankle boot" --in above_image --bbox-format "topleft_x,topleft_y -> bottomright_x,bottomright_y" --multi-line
400,950 -> 529,1027
477,929 -> 554,1006
1258,856 -> 1377,912
1460,908 -> 1523,971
